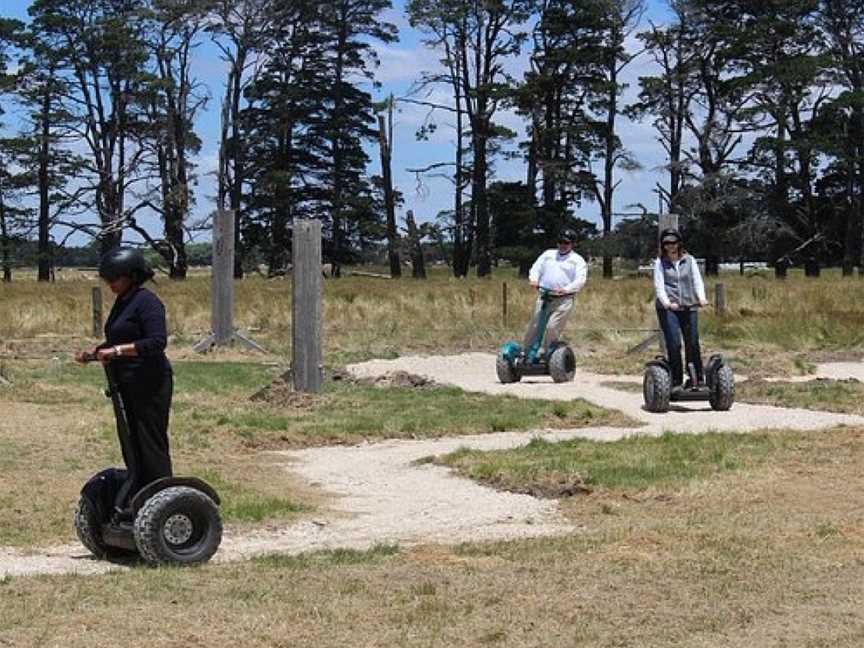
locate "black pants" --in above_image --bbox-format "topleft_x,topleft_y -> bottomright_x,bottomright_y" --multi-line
657,307 -> 704,387
115,373 -> 173,510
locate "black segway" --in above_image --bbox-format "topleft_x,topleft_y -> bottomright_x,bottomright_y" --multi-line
75,354 -> 222,565
497,289 -> 576,384
643,354 -> 735,413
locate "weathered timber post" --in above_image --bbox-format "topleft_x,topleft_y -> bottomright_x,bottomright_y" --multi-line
194,209 -> 265,353
292,219 -> 323,393
212,207 -> 234,345
91,287 -> 103,338
715,283 -> 727,316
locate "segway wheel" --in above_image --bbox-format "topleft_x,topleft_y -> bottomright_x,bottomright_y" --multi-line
709,364 -> 735,411
496,353 -> 521,384
643,365 -> 672,413
549,345 -> 576,383
134,487 -> 222,566
74,497 -> 133,560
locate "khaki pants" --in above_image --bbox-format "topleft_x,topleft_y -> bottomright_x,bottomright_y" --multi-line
522,295 -> 574,352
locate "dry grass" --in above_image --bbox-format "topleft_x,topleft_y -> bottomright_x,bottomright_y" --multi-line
2,266 -> 864,373
1,427 -> 863,647
0,357 -> 627,546
0,361 -> 316,547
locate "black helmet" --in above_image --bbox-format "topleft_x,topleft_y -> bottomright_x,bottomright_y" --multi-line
557,228 -> 578,244
99,247 -> 154,284
660,228 -> 682,244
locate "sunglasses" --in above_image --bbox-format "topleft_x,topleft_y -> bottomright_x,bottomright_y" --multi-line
662,241 -> 679,246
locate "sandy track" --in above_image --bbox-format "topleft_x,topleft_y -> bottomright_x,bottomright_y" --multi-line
2,353 -> 862,578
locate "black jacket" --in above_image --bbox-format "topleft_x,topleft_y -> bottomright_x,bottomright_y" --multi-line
103,287 -> 172,385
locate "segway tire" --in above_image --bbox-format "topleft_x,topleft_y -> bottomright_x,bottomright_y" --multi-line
74,497 -> 133,560
134,486 -> 222,566
496,354 -> 521,384
709,364 -> 735,411
549,345 -> 576,383
643,365 -> 672,413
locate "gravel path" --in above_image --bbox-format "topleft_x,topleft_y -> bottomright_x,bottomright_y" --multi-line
3,353 -> 862,579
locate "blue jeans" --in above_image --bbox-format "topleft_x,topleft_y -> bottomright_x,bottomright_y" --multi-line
656,307 -> 704,386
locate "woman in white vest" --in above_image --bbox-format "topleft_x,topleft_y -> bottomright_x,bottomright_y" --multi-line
654,228 -> 708,389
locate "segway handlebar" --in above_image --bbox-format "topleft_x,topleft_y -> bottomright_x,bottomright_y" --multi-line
538,288 -> 577,299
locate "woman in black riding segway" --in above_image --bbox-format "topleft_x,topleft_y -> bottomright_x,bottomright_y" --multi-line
654,229 -> 708,389
75,248 -> 173,514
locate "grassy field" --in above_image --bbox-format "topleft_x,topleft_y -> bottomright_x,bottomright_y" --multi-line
1,265 -> 863,374
0,357 -> 625,547
434,431 -> 792,497
2,266 -> 864,646
1,427 -> 863,647
603,377 -> 864,415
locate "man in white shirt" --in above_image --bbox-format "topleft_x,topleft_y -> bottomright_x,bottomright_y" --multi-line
522,230 -> 588,355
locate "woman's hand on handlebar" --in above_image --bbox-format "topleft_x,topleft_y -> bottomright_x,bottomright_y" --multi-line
95,347 -> 119,365
75,347 -> 118,365
75,347 -> 98,365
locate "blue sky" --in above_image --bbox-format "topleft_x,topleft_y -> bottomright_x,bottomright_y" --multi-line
3,0 -> 676,244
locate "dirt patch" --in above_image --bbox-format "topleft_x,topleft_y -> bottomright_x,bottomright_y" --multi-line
368,370 -> 438,389
250,376 -> 326,410
247,367 -> 436,410
805,349 -> 864,363
332,366 -> 439,389
496,470 -> 593,499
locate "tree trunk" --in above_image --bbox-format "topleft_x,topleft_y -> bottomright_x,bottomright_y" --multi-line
843,149 -> 858,276
705,255 -> 720,276
378,111 -> 401,278
602,55 -> 618,280
474,122 -> 491,278
37,82 -> 52,282
269,124 -> 293,276
230,50 -> 247,279
0,192 -> 10,282
406,210 -> 426,279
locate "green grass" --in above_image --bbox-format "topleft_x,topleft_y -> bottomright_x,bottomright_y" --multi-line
736,378 -> 864,414
437,432 -> 794,497
207,380 -> 631,447
0,356 -> 632,546
196,469 -> 310,523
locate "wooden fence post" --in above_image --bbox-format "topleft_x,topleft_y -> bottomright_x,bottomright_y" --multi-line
212,208 -> 235,345
502,281 -> 508,327
91,287 -> 103,338
194,209 -> 265,353
715,283 -> 727,316
293,219 -> 323,393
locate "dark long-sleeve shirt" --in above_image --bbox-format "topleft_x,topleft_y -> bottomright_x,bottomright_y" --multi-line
103,287 -> 172,385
